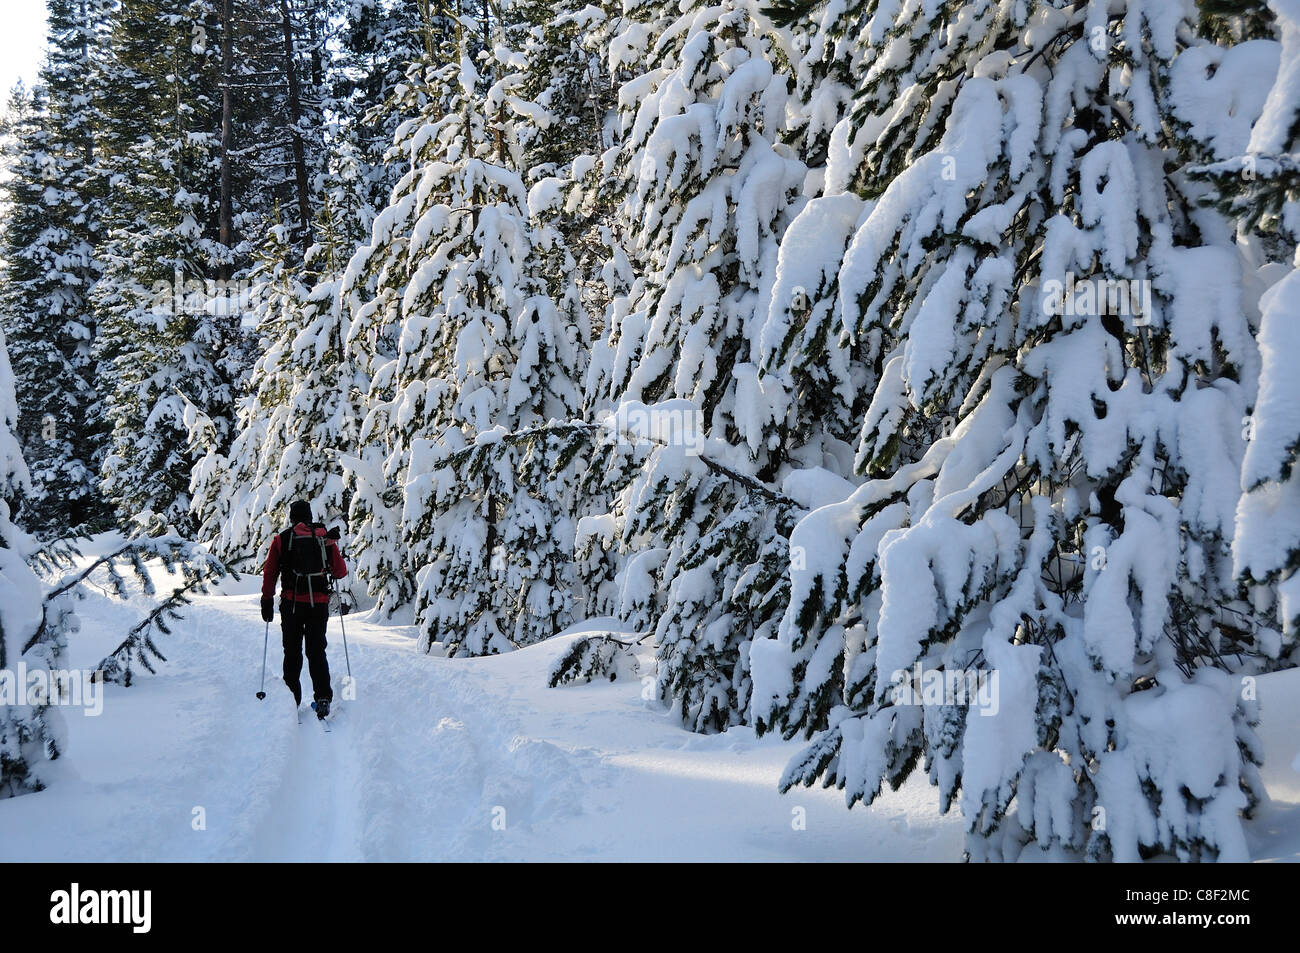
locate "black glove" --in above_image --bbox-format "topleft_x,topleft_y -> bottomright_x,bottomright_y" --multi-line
326,526 -> 341,540
261,597 -> 274,623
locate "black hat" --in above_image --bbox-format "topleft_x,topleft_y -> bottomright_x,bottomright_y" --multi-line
289,500 -> 313,525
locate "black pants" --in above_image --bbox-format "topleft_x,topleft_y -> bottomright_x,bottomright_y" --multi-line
281,600 -> 331,705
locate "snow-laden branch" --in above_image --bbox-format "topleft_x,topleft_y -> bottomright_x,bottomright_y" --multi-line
339,415 -> 805,512
24,535 -> 236,684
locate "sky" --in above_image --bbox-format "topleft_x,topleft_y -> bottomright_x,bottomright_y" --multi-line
0,1 -> 49,103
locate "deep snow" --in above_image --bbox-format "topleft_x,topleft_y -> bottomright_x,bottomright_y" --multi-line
1,560 -> 1296,862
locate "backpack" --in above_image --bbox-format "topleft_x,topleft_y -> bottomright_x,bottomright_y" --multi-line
280,523 -> 333,600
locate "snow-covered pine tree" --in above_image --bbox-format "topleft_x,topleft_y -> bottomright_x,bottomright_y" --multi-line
190,204 -> 361,565
750,0 -> 1277,861
334,51 -> 441,616
0,327 -> 73,796
92,0 -> 237,535
342,1 -> 592,653
569,0 -> 808,729
1,318 -> 228,794
1206,0 -> 1300,658
0,0 -> 113,535
499,0 -> 634,631
97,0 -> 350,541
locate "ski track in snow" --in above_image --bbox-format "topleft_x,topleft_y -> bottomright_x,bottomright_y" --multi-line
1,573 -> 1297,862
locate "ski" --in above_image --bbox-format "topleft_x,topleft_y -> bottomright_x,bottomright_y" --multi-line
311,700 -> 333,731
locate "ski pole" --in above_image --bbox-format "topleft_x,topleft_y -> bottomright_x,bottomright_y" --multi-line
256,619 -> 269,700
338,601 -> 353,679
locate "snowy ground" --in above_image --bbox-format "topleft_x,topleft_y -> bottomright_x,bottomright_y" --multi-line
1,557 -> 1297,862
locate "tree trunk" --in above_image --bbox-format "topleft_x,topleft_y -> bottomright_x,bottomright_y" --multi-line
280,0 -> 313,258
79,0 -> 94,166
218,0 -> 234,281
307,4 -> 324,90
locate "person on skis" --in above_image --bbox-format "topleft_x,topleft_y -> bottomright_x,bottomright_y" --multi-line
261,500 -> 348,718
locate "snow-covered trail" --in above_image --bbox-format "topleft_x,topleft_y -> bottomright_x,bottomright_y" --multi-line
0,573 -> 966,861
2,570 -> 1297,862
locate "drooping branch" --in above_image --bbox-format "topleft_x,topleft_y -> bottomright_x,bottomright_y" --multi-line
95,565 -> 229,685
343,417 -> 806,512
24,536 -> 236,680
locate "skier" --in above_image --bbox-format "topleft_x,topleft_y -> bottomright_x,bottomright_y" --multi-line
261,500 -> 348,718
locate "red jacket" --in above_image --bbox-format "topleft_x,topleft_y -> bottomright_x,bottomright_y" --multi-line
263,523 -> 349,604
